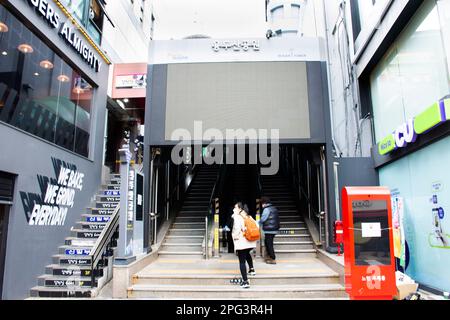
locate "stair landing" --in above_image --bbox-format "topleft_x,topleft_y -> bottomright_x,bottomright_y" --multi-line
128,253 -> 347,299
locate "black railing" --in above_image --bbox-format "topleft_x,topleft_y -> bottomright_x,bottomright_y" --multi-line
88,205 -> 120,287
256,165 -> 264,198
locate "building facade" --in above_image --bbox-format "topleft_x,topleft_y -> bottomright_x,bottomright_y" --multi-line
0,0 -> 156,300
340,0 -> 450,293
0,0 -> 111,299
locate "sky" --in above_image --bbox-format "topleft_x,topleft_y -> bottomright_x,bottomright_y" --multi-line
152,0 -> 268,40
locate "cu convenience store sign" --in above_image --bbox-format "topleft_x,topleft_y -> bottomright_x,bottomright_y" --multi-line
378,98 -> 450,156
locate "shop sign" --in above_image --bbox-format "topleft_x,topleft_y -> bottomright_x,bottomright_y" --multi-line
127,170 -> 135,229
212,40 -> 260,52
115,74 -> 147,89
23,0 -> 102,72
378,98 -> 450,155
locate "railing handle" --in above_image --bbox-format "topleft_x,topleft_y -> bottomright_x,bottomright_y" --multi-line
205,216 -> 208,260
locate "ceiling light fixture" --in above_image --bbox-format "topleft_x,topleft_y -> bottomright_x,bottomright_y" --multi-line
1,51 -> 7,56
18,44 -> 33,53
0,22 -> 8,33
39,60 -> 54,69
73,87 -> 84,94
57,74 -> 70,82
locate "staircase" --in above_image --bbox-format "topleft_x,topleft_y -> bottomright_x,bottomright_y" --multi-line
30,173 -> 120,298
127,168 -> 346,300
231,165 -> 251,205
158,166 -> 218,257
261,173 -> 316,258
128,254 -> 346,299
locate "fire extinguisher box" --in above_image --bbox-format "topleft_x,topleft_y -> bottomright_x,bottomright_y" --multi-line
342,187 -> 397,300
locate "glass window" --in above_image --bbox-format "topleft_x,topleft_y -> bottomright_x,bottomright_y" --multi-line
0,5 -> 94,157
87,0 -> 104,44
351,0 -> 390,48
59,0 -> 87,23
370,0 -> 450,142
352,200 -> 392,266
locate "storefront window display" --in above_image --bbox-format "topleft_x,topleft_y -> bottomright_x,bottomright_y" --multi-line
371,0 -> 450,142
371,0 -> 450,292
0,5 -> 94,157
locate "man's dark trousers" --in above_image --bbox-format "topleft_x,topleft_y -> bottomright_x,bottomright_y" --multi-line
264,233 -> 276,260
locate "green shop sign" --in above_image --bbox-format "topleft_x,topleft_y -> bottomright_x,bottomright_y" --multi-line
378,98 -> 450,156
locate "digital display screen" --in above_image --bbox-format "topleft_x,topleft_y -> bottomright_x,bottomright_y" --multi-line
164,62 -> 311,141
352,200 -> 392,266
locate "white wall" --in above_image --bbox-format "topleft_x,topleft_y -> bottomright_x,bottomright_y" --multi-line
101,0 -> 154,63
320,0 -> 373,157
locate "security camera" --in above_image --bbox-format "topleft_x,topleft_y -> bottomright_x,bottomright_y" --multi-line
266,29 -> 273,39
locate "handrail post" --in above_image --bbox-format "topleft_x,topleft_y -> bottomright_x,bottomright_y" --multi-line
213,197 -> 220,258
205,216 -> 208,260
255,198 -> 262,258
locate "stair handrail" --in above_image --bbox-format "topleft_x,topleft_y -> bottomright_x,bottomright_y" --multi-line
88,204 -> 120,288
205,165 -> 226,258
256,165 -> 264,198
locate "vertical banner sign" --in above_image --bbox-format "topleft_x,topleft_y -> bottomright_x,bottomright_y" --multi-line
128,170 -> 135,229
135,173 -> 144,221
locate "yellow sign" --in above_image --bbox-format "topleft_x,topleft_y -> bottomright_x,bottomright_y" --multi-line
214,214 -> 219,223
214,229 -> 219,249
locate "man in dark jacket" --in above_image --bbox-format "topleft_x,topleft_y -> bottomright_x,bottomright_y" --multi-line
259,196 -> 280,264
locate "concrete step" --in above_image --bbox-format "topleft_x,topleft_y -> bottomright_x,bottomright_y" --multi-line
78,222 -> 107,231
164,236 -> 204,244
275,234 -> 312,242
168,230 -> 205,237
132,273 -> 340,286
279,217 -> 304,223
38,275 -> 96,288
274,250 -> 317,258
99,190 -> 121,196
53,254 -> 92,266
278,227 -> 309,235
71,229 -> 102,239
65,237 -> 97,247
58,246 -> 92,255
30,286 -> 94,298
95,195 -> 120,202
105,185 -> 121,190
180,205 -> 209,210
87,208 -> 115,215
172,223 -> 205,230
81,214 -> 111,223
158,251 -> 204,256
95,202 -> 119,209
280,222 -> 307,229
108,178 -> 121,184
159,245 -> 203,252
45,264 -> 102,277
274,242 -> 315,250
175,216 -> 205,221
127,284 -> 346,299
179,207 -> 209,212
178,211 -> 208,216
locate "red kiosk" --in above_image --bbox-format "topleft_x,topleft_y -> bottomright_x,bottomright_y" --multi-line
342,187 -> 396,300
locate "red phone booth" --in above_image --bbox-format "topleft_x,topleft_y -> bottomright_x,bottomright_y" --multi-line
342,187 -> 396,300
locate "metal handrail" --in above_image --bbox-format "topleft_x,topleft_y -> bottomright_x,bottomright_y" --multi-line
285,160 -> 320,217
205,165 -> 226,258
89,204 -> 120,287
204,216 -> 208,259
256,165 -> 263,198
